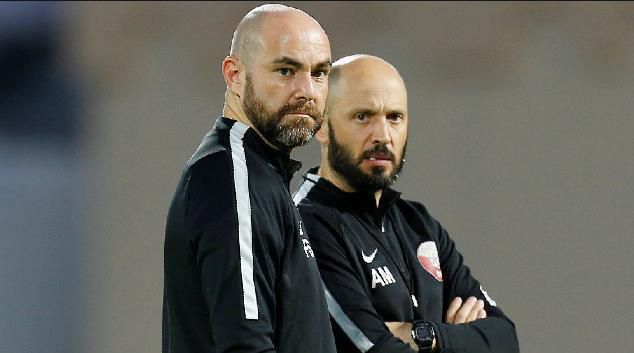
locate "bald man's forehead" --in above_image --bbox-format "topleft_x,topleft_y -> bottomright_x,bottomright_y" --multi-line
332,61 -> 406,94
259,13 -> 328,43
277,29 -> 329,50
252,14 -> 330,68
231,6 -> 329,64
342,78 -> 407,103
329,72 -> 407,117
344,61 -> 402,82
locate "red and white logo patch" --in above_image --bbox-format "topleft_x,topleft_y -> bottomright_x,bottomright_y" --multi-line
417,241 -> 443,282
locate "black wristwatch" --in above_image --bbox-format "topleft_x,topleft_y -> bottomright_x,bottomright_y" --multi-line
411,320 -> 436,353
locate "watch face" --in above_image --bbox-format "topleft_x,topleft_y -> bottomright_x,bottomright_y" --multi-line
413,322 -> 434,351
415,325 -> 433,340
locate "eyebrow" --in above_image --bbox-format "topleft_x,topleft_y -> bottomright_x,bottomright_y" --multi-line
348,107 -> 407,116
271,56 -> 332,71
387,109 -> 406,116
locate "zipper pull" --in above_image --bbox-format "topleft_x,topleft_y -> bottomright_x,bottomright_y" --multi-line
411,294 -> 418,307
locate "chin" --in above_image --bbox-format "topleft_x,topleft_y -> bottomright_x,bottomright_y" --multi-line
369,166 -> 390,176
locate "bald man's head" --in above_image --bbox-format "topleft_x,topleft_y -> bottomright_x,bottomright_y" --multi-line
317,54 -> 408,193
326,54 -> 406,114
229,4 -> 325,67
222,4 -> 331,152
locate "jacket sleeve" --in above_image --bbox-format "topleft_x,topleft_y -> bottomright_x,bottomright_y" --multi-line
415,203 -> 520,353
186,155 -> 277,353
301,206 -> 416,353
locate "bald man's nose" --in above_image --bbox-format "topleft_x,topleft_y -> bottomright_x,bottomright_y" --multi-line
292,73 -> 318,101
371,117 -> 391,144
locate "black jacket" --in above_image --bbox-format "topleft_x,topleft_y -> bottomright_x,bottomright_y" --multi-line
294,168 -> 519,353
163,118 -> 336,353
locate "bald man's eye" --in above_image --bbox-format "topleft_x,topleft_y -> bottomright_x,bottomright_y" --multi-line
354,113 -> 368,122
312,70 -> 329,79
388,113 -> 404,122
277,68 -> 294,77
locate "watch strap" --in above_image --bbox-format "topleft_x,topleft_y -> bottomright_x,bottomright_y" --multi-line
411,320 -> 435,353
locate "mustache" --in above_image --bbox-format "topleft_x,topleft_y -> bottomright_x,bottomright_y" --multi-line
359,144 -> 395,163
277,100 -> 322,120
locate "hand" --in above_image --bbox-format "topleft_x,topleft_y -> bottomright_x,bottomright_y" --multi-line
385,321 -> 437,351
445,296 -> 486,324
385,321 -> 418,351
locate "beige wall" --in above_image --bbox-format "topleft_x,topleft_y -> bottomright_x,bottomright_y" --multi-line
62,2 -> 634,352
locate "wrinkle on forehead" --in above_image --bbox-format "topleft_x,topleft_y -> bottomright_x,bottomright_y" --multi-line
341,80 -> 407,116
263,16 -> 329,55
277,28 -> 329,46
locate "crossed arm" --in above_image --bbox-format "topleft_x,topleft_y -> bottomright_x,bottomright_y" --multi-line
386,296 -> 487,351
301,205 -> 519,353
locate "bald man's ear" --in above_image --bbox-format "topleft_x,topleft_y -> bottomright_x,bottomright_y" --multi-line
316,119 -> 329,145
222,56 -> 244,96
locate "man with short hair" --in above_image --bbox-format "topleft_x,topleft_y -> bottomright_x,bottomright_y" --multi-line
294,55 -> 519,353
162,4 -> 335,353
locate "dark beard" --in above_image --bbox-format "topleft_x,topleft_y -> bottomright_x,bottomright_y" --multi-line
328,127 -> 406,192
242,74 -> 323,152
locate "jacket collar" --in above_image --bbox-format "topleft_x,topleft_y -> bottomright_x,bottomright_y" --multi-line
194,117 -> 302,186
299,166 -> 401,219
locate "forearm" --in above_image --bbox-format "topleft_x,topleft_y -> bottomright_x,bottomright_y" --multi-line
432,317 -> 519,353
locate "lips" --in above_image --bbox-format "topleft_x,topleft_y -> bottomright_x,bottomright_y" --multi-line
280,101 -> 321,121
366,153 -> 392,161
287,112 -> 312,118
363,151 -> 394,163
359,144 -> 396,167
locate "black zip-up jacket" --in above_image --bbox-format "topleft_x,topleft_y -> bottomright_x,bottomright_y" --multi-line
294,168 -> 519,353
163,118 -> 336,353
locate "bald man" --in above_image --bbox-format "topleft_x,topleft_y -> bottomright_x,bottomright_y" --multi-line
163,5 -> 335,353
294,55 -> 519,353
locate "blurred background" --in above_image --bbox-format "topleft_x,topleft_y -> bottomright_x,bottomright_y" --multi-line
1,1 -> 632,352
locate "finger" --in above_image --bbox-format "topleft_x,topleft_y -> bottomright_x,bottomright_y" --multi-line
454,296 -> 478,324
466,300 -> 484,323
477,308 -> 487,320
445,297 -> 463,324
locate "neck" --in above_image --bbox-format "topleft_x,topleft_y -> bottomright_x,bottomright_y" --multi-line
223,90 -> 284,153
317,162 -> 383,207
223,90 -> 251,127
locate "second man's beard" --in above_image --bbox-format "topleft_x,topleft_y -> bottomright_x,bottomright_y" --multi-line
328,127 -> 406,193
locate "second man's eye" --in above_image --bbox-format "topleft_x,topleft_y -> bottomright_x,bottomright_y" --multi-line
387,113 -> 404,122
277,68 -> 293,76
